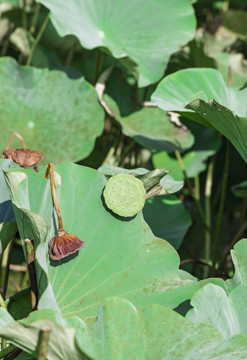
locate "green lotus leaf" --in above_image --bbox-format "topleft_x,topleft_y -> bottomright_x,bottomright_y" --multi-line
0,57 -> 104,165
1,298 -> 247,360
5,162 -> 203,319
0,159 -> 19,254
186,99 -> 247,164
103,174 -> 146,217
143,195 -> 192,249
226,238 -> 247,291
37,0 -> 196,86
105,94 -> 195,151
187,282 -> 247,338
98,164 -> 148,177
151,68 -> 247,126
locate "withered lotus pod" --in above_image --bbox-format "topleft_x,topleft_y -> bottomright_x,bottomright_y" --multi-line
3,149 -> 45,167
46,163 -> 85,261
48,230 -> 85,260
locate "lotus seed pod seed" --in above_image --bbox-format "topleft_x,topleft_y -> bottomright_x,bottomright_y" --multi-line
103,174 -> 146,217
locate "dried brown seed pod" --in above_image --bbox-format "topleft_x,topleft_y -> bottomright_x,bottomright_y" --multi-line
46,163 -> 85,261
48,230 -> 85,260
3,149 -> 45,167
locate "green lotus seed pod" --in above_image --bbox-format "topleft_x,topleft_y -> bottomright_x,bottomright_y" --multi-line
103,174 -> 146,217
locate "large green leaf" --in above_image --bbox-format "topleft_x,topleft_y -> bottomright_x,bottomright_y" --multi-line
151,68 -> 247,124
0,159 -> 19,253
143,195 -> 192,249
37,0 -> 196,86
186,283 -> 247,338
0,57 -> 104,165
113,106 -> 194,152
226,238 -> 247,291
187,99 -> 247,164
1,298 -> 247,360
5,163 -> 203,319
102,67 -> 194,152
186,239 -> 247,338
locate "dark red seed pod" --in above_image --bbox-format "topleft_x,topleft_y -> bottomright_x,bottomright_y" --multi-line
48,230 -> 85,260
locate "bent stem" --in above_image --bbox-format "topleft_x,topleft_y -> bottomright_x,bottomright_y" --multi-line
45,163 -> 64,234
4,132 -> 27,153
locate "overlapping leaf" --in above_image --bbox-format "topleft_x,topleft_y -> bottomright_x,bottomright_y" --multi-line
5,163 -> 205,319
187,99 -> 247,164
151,68 -> 247,126
37,0 -> 196,86
1,297 -> 247,360
0,159 -> 19,253
143,195 -> 192,249
0,57 -> 104,165
186,239 -> 247,338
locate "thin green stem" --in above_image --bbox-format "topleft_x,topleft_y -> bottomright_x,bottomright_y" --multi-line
119,140 -> 136,166
174,150 -> 209,231
65,39 -> 77,66
203,156 -> 215,278
29,3 -> 41,34
93,49 -> 105,85
26,12 -> 50,66
102,130 -> 121,165
0,38 -> 9,57
212,140 -> 231,274
218,220 -> 247,270
194,175 -> 200,201
2,240 -> 13,300
22,0 -> 27,31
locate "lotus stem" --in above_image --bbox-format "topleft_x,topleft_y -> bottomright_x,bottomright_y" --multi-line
25,239 -> 38,310
45,163 -> 64,233
37,325 -> 52,360
4,132 -> 27,152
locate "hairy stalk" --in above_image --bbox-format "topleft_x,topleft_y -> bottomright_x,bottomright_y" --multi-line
212,140 -> 231,275
174,150 -> 209,231
203,156 -> 215,278
26,12 -> 50,66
